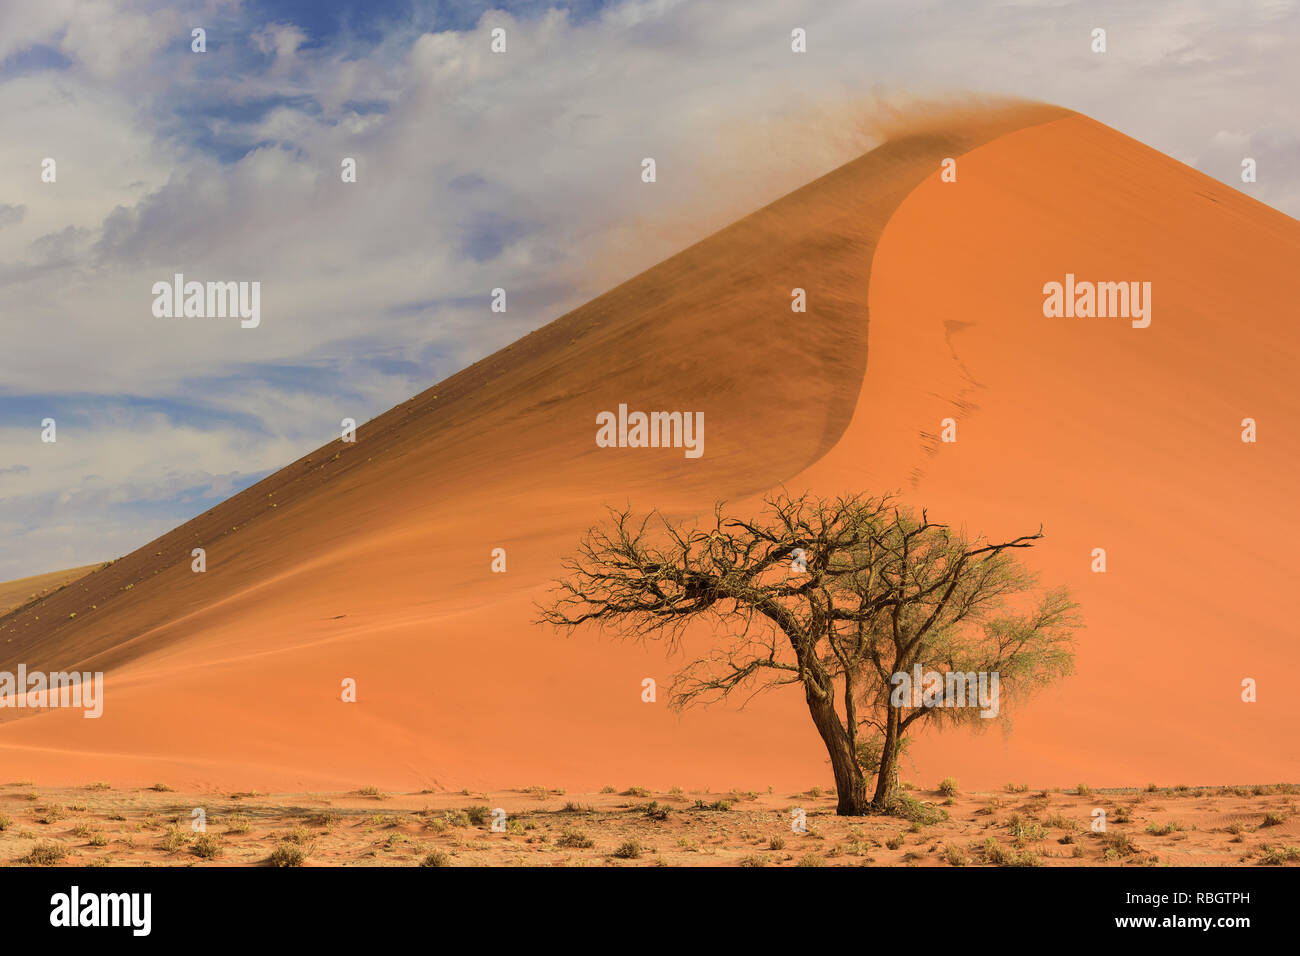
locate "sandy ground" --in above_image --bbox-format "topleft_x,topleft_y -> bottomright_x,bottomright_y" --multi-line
2,780 -> 1297,867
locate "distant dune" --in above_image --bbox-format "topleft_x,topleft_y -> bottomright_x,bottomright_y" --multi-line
0,565 -> 102,617
2,102 -> 1296,794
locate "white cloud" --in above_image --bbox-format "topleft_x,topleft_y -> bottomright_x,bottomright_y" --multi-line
1,0 -> 1298,577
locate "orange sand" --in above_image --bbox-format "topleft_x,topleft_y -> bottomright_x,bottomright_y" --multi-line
1,104 -> 1295,794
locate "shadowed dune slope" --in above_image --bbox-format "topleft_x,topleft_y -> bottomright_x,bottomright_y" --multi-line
0,565 -> 101,617
5,103 -> 1295,793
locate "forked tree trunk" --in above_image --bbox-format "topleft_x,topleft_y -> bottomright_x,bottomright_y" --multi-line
871,705 -> 903,811
805,683 -> 869,815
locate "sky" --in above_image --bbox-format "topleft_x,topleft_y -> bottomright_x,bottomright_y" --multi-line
1,0 -> 1297,580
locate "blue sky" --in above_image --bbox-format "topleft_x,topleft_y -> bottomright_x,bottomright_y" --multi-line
1,0 -> 1298,580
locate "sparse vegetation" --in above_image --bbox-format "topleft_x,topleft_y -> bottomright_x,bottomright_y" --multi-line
191,834 -> 222,859
267,843 -> 308,867
159,827 -> 191,852
613,840 -> 642,859
1102,832 -> 1139,858
1145,821 -> 1185,836
640,801 -> 670,821
1258,844 -> 1300,865
556,827 -> 594,849
1007,813 -> 1047,843
22,841 -> 68,866
692,799 -> 734,812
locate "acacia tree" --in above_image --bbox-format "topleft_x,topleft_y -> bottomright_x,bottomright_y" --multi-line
539,492 -> 1079,816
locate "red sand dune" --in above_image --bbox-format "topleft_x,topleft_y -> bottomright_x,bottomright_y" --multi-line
2,103 -> 1297,793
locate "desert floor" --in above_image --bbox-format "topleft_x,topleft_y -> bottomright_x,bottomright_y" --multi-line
2,779 -> 1297,867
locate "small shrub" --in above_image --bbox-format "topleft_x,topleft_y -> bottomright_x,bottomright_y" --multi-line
159,828 -> 190,852
267,844 -> 308,867
1102,832 -> 1139,857
33,805 -> 66,824
938,777 -> 959,797
1044,813 -> 1081,832
895,794 -> 948,827
769,835 -> 786,851
1258,845 -> 1300,865
556,827 -> 594,849
191,834 -> 222,859
641,801 -> 669,821
1007,813 -> 1047,842
23,841 -> 68,866
420,850 -> 451,867
1145,821 -> 1185,836
281,826 -> 312,845
797,854 -> 826,867
692,799 -> 733,812
613,840 -> 642,859
977,838 -> 1040,867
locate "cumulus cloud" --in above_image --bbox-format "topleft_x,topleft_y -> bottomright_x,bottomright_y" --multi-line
0,0 -> 1297,577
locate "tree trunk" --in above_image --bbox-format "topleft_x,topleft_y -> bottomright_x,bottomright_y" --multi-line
871,704 -> 902,811
805,683 -> 869,815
